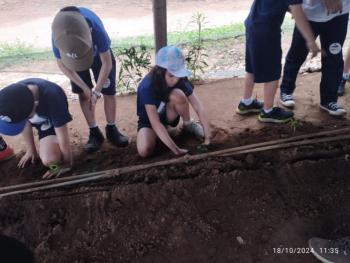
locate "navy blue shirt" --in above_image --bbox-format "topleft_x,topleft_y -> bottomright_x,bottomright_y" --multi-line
137,75 -> 193,123
52,7 -> 111,59
18,78 -> 72,131
245,0 -> 302,27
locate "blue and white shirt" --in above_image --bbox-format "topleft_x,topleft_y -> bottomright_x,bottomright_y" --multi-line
52,7 -> 111,59
18,78 -> 72,131
137,75 -> 193,124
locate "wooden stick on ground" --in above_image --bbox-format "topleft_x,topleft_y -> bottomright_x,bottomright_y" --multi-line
1,127 -> 349,194
1,132 -> 350,198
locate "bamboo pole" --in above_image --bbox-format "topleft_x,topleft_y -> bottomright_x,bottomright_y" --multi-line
1,132 -> 350,198
1,127 -> 350,194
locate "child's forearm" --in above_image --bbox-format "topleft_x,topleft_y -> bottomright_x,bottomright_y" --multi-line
290,5 -> 315,44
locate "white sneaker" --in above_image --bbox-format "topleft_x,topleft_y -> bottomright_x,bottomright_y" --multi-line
280,93 -> 295,108
183,121 -> 204,140
320,102 -> 346,116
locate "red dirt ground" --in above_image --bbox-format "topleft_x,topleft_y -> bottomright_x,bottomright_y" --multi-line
1,73 -> 350,263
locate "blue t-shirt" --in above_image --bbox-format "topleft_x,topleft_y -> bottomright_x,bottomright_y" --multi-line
137,75 -> 193,123
18,78 -> 72,132
245,0 -> 302,27
52,7 -> 111,59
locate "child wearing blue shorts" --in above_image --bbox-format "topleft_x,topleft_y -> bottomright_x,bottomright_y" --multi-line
52,6 -> 128,153
136,46 -> 212,157
236,0 -> 320,123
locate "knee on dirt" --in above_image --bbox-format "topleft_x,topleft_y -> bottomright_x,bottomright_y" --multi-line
137,145 -> 154,158
40,153 -> 62,167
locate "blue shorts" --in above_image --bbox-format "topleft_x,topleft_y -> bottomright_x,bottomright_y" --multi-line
245,24 -> 282,83
71,49 -> 116,95
137,105 -> 180,132
33,125 -> 56,140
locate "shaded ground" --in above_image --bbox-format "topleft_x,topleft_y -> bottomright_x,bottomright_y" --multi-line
1,125 -> 350,263
1,73 -> 350,262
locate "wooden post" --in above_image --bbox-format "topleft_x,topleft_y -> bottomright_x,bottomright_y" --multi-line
153,0 -> 167,53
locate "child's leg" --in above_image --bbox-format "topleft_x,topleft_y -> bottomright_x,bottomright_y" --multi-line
319,13 -> 347,105
39,135 -> 62,167
137,128 -> 157,158
243,72 -> 255,99
167,88 -> 204,139
79,94 -> 96,127
103,95 -> 116,123
280,25 -> 312,96
167,89 -> 190,122
263,80 -> 279,111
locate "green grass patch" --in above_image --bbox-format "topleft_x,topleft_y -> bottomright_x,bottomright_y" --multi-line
0,17 -> 301,69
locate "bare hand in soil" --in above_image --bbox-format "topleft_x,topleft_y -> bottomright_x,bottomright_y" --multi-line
175,148 -> 189,156
322,0 -> 342,14
203,138 -> 211,146
42,166 -> 72,179
18,151 -> 39,168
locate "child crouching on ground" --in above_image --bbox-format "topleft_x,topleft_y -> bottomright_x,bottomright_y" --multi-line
0,78 -> 73,179
136,45 -> 211,157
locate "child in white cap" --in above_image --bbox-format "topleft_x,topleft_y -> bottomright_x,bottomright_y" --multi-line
136,45 -> 211,157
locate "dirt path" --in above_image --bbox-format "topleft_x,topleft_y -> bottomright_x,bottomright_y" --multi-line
0,0 -> 251,48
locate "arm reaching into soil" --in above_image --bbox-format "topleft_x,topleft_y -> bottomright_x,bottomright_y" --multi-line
55,124 -> 73,168
145,105 -> 188,156
290,4 -> 320,58
187,91 -> 212,145
18,122 -> 39,168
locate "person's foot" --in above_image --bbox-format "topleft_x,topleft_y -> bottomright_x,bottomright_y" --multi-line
0,145 -> 14,162
84,127 -> 104,153
236,99 -> 264,115
338,79 -> 346,97
258,107 -> 294,123
105,125 -> 129,147
183,121 -> 204,140
309,237 -> 350,263
320,102 -> 346,116
280,93 -> 295,109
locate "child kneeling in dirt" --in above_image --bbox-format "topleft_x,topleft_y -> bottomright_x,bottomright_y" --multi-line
136,45 -> 211,157
0,78 -> 73,179
236,0 -> 320,123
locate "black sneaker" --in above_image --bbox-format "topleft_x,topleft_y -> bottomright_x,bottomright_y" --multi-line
280,93 -> 295,108
84,127 -> 104,153
258,107 -> 294,123
320,102 -> 346,116
106,125 -> 129,147
236,99 -> 263,115
338,78 -> 346,96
